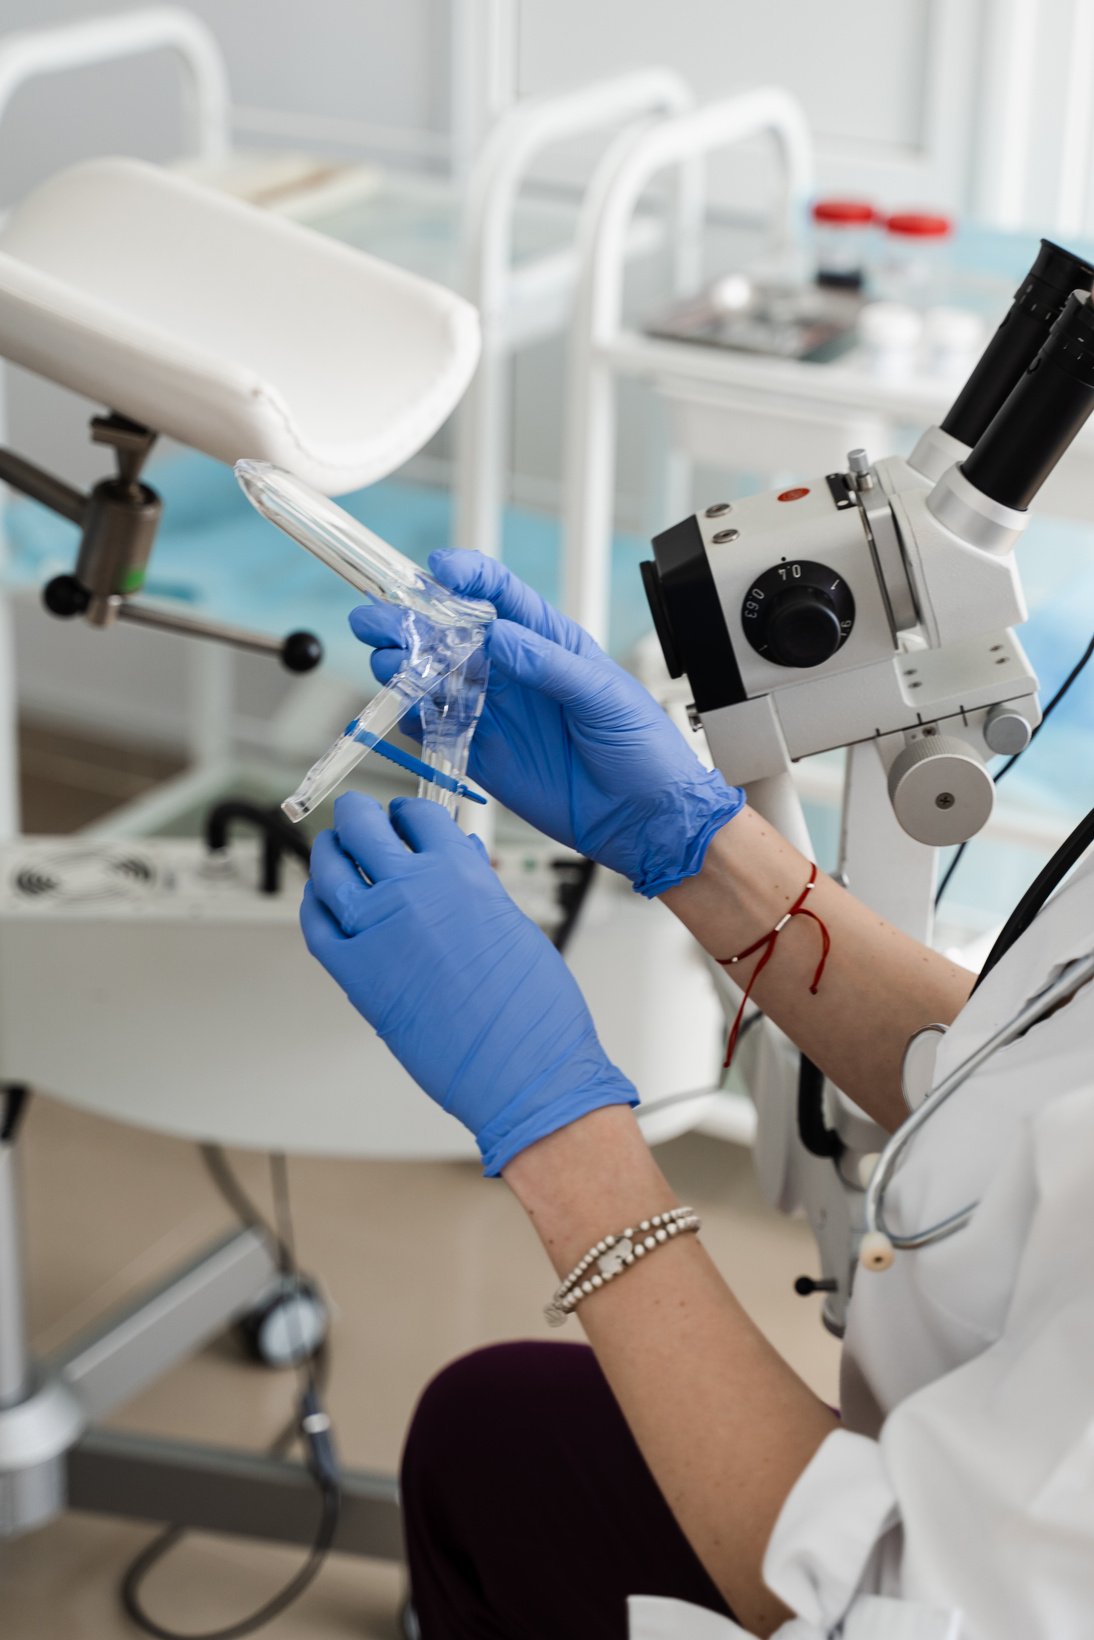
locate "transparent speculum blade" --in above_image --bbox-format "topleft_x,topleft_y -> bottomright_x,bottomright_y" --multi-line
235,462 -> 494,819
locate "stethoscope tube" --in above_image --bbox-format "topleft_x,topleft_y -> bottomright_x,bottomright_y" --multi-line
860,948 -> 1094,1271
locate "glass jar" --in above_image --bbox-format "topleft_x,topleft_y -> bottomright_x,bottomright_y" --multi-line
877,211 -> 954,309
811,199 -> 878,291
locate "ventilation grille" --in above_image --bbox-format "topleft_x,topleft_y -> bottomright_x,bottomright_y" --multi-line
12,849 -> 159,905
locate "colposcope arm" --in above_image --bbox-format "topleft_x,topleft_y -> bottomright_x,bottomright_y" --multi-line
42,586 -> 323,674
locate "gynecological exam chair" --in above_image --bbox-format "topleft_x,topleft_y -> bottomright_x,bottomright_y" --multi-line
0,155 -> 483,1562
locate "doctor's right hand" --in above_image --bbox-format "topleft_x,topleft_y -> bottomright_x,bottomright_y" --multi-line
351,552 -> 745,899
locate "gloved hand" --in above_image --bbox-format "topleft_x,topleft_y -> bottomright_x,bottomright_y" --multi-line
350,552 -> 745,898
302,792 -> 637,1175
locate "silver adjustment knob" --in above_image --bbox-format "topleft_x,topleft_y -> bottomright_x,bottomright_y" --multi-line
887,735 -> 994,845
847,448 -> 875,491
983,703 -> 1033,757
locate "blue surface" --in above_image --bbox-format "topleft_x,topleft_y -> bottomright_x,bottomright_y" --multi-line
0,449 -> 654,676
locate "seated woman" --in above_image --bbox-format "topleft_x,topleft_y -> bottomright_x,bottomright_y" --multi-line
303,551 -> 1094,1640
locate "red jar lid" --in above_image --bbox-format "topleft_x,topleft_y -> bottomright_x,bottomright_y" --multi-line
886,211 -> 953,238
812,199 -> 876,225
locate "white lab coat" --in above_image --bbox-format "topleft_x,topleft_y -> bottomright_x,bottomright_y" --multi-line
628,850 -> 1094,1640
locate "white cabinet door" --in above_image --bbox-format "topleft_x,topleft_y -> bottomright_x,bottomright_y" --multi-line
972,0 -> 1094,236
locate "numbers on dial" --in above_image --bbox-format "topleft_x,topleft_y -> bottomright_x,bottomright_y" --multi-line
739,560 -> 856,669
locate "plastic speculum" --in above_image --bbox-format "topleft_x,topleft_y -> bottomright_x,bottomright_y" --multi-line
235,461 -> 494,822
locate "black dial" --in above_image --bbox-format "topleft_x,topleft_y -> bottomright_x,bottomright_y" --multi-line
741,560 -> 855,668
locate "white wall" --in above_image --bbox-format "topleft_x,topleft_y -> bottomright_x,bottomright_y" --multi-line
516,0 -> 984,219
0,0 -> 453,211
1,0 -> 1088,228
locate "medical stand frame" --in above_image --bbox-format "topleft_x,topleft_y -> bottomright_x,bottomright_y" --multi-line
0,1083 -> 403,1553
453,65 -> 697,563
0,427 -> 398,1549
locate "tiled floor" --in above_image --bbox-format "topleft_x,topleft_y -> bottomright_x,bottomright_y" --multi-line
1,723 -> 839,1640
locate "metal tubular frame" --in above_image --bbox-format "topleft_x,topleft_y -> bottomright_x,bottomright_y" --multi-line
454,67 -> 695,566
0,1184 -> 403,1555
560,87 -> 814,647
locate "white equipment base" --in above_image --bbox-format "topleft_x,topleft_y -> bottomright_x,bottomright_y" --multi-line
0,157 -> 480,495
0,838 -> 723,1158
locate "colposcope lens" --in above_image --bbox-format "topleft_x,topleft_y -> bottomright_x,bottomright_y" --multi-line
962,289 -> 1094,512
941,238 -> 1094,449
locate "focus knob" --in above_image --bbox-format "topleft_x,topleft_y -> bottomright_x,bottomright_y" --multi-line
765,586 -> 842,667
887,735 -> 994,845
741,560 -> 855,668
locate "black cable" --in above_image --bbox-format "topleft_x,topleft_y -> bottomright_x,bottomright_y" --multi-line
971,797 -> 1094,996
118,1153 -> 340,1640
119,1492 -> 340,1640
203,800 -> 312,896
796,1052 -> 844,1160
550,856 -> 597,955
0,1084 -> 30,1143
935,629 -> 1094,910
198,1144 -> 291,1266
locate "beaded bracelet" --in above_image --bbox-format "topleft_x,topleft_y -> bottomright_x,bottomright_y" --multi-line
544,1207 -> 701,1327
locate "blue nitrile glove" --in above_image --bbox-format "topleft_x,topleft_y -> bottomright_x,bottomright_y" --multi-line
349,552 -> 745,898
302,792 -> 637,1175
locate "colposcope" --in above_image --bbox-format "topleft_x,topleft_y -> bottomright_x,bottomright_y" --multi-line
641,239 -> 1094,1326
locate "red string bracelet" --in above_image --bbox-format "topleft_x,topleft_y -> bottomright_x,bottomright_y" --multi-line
717,863 -> 831,1068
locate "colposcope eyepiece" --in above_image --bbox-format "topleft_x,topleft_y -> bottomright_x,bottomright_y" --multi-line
962,288 -> 1094,512
941,238 -> 1094,449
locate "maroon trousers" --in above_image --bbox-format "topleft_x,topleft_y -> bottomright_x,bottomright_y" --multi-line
401,1341 -> 735,1638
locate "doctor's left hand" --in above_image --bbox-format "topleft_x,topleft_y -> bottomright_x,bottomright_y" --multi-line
301,792 -> 637,1175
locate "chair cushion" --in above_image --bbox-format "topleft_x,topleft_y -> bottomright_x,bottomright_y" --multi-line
0,156 -> 480,494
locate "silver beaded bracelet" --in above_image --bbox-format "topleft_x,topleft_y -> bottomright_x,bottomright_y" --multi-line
544,1206 -> 701,1326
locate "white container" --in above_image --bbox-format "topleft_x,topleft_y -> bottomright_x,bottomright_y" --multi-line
858,300 -> 924,380
922,305 -> 985,381
876,210 -> 954,309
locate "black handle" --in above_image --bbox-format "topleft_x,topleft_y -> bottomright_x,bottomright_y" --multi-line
205,800 -> 311,895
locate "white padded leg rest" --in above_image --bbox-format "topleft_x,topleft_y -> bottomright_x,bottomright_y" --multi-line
0,157 -> 480,495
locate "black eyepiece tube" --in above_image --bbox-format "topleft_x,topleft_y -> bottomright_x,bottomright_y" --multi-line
940,239 -> 1094,448
961,290 -> 1094,511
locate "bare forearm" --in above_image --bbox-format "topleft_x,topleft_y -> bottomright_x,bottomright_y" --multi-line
661,808 -> 974,1131
505,1107 -> 837,1636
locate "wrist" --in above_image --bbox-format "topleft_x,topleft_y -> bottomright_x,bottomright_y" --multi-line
478,1073 -> 638,1178
659,805 -> 809,949
630,770 -> 746,899
502,1106 -> 672,1277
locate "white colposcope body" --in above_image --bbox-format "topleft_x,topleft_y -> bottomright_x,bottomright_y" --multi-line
641,240 -> 1094,1331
